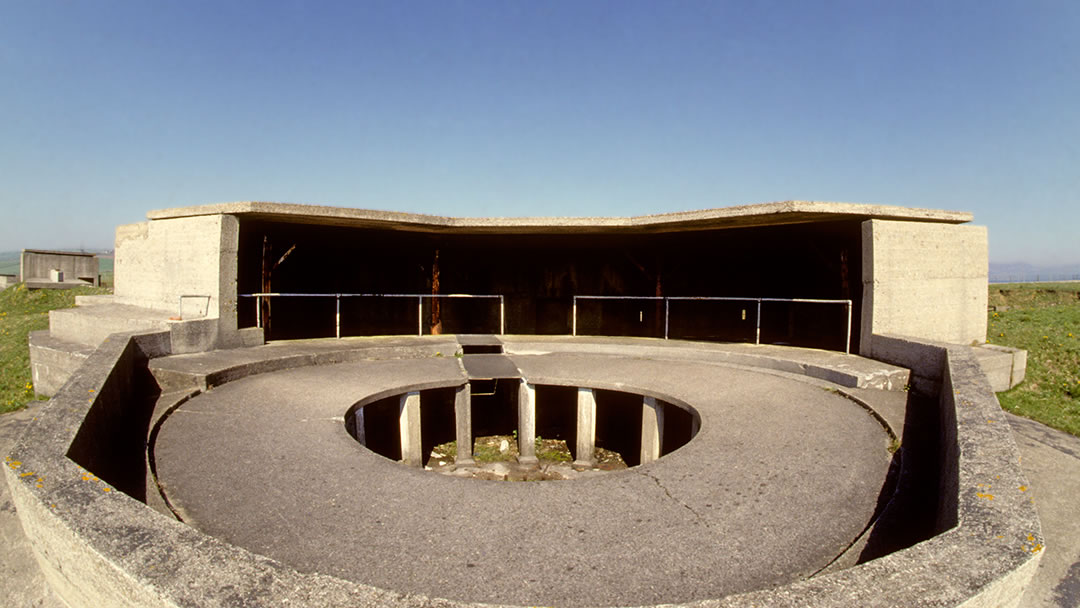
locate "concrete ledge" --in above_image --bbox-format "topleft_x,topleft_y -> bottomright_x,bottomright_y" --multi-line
500,335 -> 911,391
28,330 -> 97,397
49,304 -> 173,347
973,343 -> 1027,391
6,334 -> 1042,607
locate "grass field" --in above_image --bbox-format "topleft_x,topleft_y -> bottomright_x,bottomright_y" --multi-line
987,282 -> 1080,436
0,283 -> 111,414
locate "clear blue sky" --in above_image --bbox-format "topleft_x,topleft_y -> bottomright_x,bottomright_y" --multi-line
1,1 -> 1077,265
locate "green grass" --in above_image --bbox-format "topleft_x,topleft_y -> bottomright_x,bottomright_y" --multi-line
986,282 -> 1080,436
0,283 -> 111,414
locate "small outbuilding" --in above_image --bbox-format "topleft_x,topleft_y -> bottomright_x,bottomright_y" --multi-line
20,249 -> 100,288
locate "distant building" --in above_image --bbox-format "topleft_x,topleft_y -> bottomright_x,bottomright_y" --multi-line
20,249 -> 100,288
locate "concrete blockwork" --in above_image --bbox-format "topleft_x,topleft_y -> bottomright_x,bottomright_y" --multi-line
5,332 -> 1042,608
860,220 -> 988,354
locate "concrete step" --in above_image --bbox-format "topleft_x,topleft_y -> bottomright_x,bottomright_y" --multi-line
48,303 -> 173,347
973,343 -> 1027,391
28,331 -> 97,398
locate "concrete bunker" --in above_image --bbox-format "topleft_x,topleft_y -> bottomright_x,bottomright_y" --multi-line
10,200 -> 1042,607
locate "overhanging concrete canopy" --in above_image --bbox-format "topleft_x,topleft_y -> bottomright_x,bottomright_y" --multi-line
147,200 -> 973,235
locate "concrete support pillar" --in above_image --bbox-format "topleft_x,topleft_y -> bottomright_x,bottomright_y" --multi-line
399,391 -> 422,467
354,408 -> 367,446
454,383 -> 475,467
574,387 -> 596,468
640,396 -> 664,465
517,380 -> 537,466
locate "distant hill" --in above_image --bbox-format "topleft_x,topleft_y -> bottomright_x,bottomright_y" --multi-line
0,252 -> 18,276
990,262 -> 1080,283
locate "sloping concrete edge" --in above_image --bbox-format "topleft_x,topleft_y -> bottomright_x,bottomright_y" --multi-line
6,333 -> 1042,607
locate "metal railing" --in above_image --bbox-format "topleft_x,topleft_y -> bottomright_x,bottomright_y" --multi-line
241,293 -> 505,338
572,295 -> 853,354
177,294 -> 211,320
240,292 -> 852,353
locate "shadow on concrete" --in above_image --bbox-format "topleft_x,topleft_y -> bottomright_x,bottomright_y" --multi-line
858,392 -> 942,562
65,341 -> 161,503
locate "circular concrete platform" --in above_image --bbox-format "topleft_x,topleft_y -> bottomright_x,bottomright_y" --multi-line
153,350 -> 894,607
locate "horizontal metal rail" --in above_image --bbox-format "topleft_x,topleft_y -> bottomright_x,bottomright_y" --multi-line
573,295 -> 853,354
241,292 -> 852,353
240,293 -> 504,337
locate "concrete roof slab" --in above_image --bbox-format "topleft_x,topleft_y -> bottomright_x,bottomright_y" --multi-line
145,200 -> 973,234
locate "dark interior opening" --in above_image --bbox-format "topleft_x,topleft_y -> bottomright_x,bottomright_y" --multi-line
238,219 -> 862,351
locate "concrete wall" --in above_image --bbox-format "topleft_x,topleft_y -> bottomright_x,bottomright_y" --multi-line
20,250 -> 98,284
6,333 -> 1042,608
0,274 -> 16,290
860,220 -> 987,354
114,215 -> 244,346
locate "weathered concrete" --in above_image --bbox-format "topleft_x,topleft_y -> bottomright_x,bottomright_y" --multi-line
27,330 -> 96,397
148,200 -> 973,233
454,383 -> 475,466
33,302 -> 261,396
640,395 -> 663,464
398,391 -> 422,467
1006,413 -> 1080,608
860,219 -> 988,353
501,334 -> 911,390
573,387 -> 597,468
0,403 -> 66,608
48,302 -> 174,347
112,214 -> 247,349
5,334 -> 1045,607
0,274 -> 19,290
152,345 -> 892,606
975,343 -> 1028,391
516,380 -> 537,465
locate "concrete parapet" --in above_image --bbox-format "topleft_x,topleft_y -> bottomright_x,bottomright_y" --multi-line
74,294 -> 114,306
860,220 -> 988,354
49,304 -> 173,347
973,343 -> 1027,391
112,215 -> 244,348
499,335 -> 911,391
6,334 -> 1042,607
27,330 -> 97,397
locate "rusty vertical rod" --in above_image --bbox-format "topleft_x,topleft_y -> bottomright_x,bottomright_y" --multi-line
499,296 -> 505,335
417,296 -> 423,336
335,294 -> 341,339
